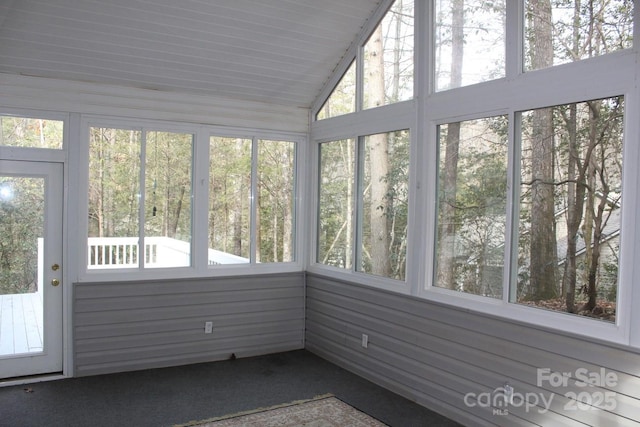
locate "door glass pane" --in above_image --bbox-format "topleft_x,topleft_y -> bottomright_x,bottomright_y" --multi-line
0,177 -> 45,356
0,116 -> 64,149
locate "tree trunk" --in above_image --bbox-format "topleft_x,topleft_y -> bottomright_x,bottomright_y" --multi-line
437,0 -> 463,290
367,24 -> 390,276
391,0 -> 403,103
272,192 -> 279,262
345,141 -> 353,268
586,189 -> 607,310
169,185 -> 185,238
233,138 -> 245,257
562,104 -> 585,313
563,2 -> 582,311
438,122 -> 460,290
528,0 -> 557,300
128,132 -> 139,237
584,100 -> 605,311
96,129 -> 106,238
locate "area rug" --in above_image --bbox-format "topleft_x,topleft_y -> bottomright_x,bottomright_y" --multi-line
176,394 -> 388,426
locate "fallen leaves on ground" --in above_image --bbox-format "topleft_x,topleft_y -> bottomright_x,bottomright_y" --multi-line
518,298 -> 616,322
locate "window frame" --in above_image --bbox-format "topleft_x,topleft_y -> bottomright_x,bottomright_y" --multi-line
0,108 -> 68,163
77,116 -> 306,283
422,23 -> 638,345
309,123 -> 416,293
208,133 -> 299,266
82,119 -> 196,276
312,0 -> 416,120
310,0 -> 640,347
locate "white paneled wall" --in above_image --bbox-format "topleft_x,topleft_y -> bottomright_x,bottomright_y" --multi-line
74,273 -> 305,376
306,274 -> 640,427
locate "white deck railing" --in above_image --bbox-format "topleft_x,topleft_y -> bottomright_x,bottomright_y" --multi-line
87,236 -> 249,268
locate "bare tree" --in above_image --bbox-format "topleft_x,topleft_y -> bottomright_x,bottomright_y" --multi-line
527,0 -> 558,300
367,24 -> 391,276
437,0 -> 464,290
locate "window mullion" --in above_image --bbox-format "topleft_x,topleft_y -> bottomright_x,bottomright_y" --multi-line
504,110 -> 520,303
505,0 -> 524,79
193,128 -> 209,271
250,137 -> 259,263
356,46 -> 364,112
139,130 -> 147,269
354,136 -> 365,273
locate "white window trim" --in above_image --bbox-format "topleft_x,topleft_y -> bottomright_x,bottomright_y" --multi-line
310,1 -> 640,348
308,122 -> 416,294
0,108 -> 68,162
75,115 -> 306,283
311,0 -> 411,119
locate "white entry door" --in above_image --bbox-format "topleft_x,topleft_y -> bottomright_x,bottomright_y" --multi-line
0,160 -> 63,379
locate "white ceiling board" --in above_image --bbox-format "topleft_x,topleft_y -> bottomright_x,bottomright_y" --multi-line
0,0 -> 382,108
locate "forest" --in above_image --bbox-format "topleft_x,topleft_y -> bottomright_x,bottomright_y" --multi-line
87,129 -> 296,267
317,0 -> 630,322
434,0 -> 629,321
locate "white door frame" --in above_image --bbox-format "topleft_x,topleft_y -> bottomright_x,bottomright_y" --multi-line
0,160 -> 64,380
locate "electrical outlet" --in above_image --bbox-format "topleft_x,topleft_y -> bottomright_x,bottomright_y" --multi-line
361,334 -> 368,348
204,321 -> 213,334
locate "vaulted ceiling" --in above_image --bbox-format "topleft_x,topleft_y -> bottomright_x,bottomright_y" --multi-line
0,0 -> 382,108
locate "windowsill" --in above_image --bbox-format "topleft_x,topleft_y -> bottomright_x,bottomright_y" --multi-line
420,285 -> 628,346
75,262 -> 304,284
306,264 -> 631,349
305,263 -> 412,295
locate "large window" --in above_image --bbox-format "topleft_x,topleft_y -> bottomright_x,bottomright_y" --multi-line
317,139 -> 355,269
317,131 -> 410,281
430,1 -> 632,329
434,0 -> 506,91
86,125 -> 298,274
257,139 -> 296,263
312,0 -> 635,338
524,0 -> 633,71
359,131 -> 410,280
516,97 -> 623,322
209,137 -> 251,264
209,136 -> 297,266
435,117 -> 508,298
433,98 -> 624,324
88,127 -> 193,270
363,0 -> 414,109
316,0 -> 414,120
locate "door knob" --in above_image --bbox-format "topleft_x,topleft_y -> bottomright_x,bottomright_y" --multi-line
51,278 -> 60,286
52,264 -> 60,271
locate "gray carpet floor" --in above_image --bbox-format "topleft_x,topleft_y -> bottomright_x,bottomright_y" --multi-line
0,350 -> 461,427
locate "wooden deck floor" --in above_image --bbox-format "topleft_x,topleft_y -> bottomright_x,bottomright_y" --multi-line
0,293 -> 43,356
